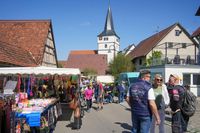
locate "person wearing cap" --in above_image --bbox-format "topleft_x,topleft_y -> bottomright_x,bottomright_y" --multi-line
166,74 -> 186,133
127,70 -> 160,133
150,74 -> 170,133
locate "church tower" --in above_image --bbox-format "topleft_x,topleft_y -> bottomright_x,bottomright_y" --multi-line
97,4 -> 120,63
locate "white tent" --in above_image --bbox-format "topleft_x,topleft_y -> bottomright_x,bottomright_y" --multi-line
96,75 -> 114,83
0,66 -> 81,75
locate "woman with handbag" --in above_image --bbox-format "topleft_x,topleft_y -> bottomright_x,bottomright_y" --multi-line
68,84 -> 82,130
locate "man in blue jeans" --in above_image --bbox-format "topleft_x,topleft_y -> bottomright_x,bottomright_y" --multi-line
117,82 -> 125,103
126,70 -> 160,133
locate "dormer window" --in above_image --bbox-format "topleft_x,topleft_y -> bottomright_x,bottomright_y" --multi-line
175,30 -> 182,36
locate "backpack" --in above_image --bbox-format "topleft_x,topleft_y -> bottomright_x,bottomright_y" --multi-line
155,94 -> 164,110
181,90 -> 197,117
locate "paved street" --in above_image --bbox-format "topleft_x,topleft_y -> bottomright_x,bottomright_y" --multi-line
54,101 -> 172,133
54,98 -> 200,133
55,102 -> 133,133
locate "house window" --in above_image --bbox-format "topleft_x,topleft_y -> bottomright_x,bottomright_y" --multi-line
105,44 -> 107,48
183,74 -> 191,85
139,59 -> 142,65
104,37 -> 108,41
182,43 -> 186,48
99,37 -> 102,40
168,42 -> 173,48
175,30 -> 181,36
193,74 -> 200,85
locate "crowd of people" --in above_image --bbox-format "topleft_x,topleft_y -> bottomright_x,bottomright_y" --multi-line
126,70 -> 194,133
69,71 -> 195,132
77,77 -> 132,114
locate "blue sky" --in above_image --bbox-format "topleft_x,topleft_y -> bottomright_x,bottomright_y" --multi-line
0,0 -> 199,60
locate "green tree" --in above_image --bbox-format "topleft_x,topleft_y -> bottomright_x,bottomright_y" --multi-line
108,53 -> 135,80
57,62 -> 63,68
146,51 -> 162,66
82,68 -> 97,76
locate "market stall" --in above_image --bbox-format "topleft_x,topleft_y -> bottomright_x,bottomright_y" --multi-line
0,66 -> 81,132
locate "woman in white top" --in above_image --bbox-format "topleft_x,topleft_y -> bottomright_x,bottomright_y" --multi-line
150,74 -> 170,133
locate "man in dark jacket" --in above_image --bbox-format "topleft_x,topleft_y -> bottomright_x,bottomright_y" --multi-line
126,70 -> 160,133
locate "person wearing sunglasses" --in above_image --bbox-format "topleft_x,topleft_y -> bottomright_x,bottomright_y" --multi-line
150,74 -> 170,133
127,70 -> 160,133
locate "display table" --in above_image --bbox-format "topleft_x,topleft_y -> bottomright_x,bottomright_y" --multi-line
15,98 -> 61,127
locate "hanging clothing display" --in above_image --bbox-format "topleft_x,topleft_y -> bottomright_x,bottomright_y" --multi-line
0,67 -> 81,132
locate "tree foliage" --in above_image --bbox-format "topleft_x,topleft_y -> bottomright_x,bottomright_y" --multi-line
146,51 -> 162,66
108,53 -> 135,80
57,62 -> 63,68
82,68 -> 97,76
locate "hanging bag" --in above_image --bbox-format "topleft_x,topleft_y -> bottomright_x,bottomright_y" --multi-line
68,98 -> 77,110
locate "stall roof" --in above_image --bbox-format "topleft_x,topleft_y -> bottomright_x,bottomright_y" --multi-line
0,66 -> 80,75
97,75 -> 114,83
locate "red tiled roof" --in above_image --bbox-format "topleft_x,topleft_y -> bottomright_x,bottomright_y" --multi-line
70,50 -> 97,55
128,23 -> 176,59
0,41 -> 37,66
0,20 -> 51,66
65,53 -> 108,75
192,27 -> 200,37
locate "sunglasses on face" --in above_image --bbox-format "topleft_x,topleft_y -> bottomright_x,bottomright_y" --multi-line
156,78 -> 162,82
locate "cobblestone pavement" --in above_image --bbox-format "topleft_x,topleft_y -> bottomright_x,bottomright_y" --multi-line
187,97 -> 200,132
165,97 -> 200,133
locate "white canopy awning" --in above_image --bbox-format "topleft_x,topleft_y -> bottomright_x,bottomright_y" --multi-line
0,66 -> 81,75
97,75 -> 114,83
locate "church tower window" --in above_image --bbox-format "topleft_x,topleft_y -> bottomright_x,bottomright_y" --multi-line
104,37 -> 108,41
105,44 -> 108,48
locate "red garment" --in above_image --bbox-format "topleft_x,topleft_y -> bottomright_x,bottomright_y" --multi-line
17,75 -> 21,93
99,83 -> 103,91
